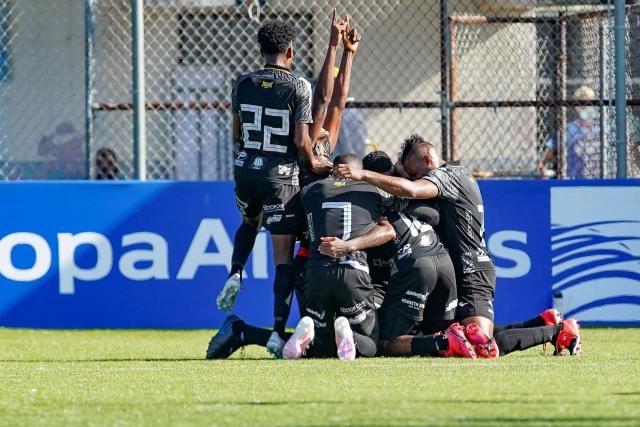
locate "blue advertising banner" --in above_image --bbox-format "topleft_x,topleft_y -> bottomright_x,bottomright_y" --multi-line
0,180 -> 638,328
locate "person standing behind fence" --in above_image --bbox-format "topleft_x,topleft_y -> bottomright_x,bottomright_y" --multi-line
538,85 -> 601,179
95,148 -> 120,180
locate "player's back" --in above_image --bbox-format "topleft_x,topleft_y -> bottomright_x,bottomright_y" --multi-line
232,65 -> 312,185
423,164 -> 492,277
301,178 -> 390,271
386,200 -> 447,275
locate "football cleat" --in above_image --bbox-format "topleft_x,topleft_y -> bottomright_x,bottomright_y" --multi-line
554,318 -> 582,356
216,273 -> 241,312
540,308 -> 563,326
334,317 -> 356,361
206,314 -> 243,359
464,322 -> 499,359
283,316 -> 315,360
266,331 -> 285,359
440,322 -> 477,359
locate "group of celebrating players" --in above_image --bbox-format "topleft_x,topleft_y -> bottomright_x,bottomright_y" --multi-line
206,10 -> 582,361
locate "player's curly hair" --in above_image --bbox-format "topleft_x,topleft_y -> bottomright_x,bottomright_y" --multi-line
398,134 -> 427,163
257,20 -> 295,55
363,151 -> 393,174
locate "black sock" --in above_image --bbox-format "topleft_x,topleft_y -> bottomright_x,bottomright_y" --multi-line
273,264 -> 295,337
410,334 -> 449,356
494,325 -> 559,356
353,332 -> 377,357
230,223 -> 258,277
494,315 -> 546,333
233,321 -> 271,347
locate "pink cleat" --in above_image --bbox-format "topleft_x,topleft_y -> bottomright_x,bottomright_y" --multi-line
283,316 -> 315,360
334,317 -> 356,361
540,308 -> 563,326
464,322 -> 499,359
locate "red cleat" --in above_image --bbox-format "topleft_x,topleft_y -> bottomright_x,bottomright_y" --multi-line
464,322 -> 499,359
554,318 -> 582,356
440,323 -> 477,359
540,308 -> 563,326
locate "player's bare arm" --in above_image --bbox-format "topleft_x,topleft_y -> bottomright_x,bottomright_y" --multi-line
309,9 -> 345,142
295,124 -> 332,174
337,165 -> 439,199
318,219 -> 395,259
323,20 -> 361,151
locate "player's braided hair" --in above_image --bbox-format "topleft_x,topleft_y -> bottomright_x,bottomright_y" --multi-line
399,134 -> 427,163
257,20 -> 295,55
363,151 -> 393,174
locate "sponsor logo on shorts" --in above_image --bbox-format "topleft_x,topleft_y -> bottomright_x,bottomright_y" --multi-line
458,301 -> 470,307
340,301 -> 366,315
278,165 -> 292,176
348,310 -> 369,325
306,308 -> 325,320
263,203 -> 284,213
401,298 -> 425,310
266,214 -> 282,225
372,259 -> 390,267
250,156 -> 264,170
405,290 -> 427,301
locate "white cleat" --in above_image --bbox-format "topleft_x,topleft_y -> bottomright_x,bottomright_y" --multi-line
334,317 -> 356,361
266,331 -> 285,359
283,316 -> 315,360
216,273 -> 241,312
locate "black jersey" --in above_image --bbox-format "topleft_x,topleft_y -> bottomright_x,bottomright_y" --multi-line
301,178 -> 398,271
386,200 -> 448,275
423,164 -> 493,276
232,64 -> 313,185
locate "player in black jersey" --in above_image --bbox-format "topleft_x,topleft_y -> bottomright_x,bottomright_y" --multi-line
323,151 -> 476,358
283,154 -> 398,360
207,14 -> 365,359
338,138 -> 582,358
214,18 -> 336,357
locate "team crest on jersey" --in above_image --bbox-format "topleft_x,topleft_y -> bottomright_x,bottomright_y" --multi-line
261,80 -> 273,89
250,156 -> 264,170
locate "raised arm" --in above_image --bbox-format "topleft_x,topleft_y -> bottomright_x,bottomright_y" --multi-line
318,219 -> 395,259
337,165 -> 439,199
310,9 -> 344,143
323,20 -> 361,151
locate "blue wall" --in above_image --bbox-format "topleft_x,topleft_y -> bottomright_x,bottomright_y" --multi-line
0,180 -> 638,328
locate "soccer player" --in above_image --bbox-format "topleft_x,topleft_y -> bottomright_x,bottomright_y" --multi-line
337,135 -> 582,357
283,154 -> 397,360
321,151 -> 475,358
206,14 -> 361,359
214,18 -> 335,356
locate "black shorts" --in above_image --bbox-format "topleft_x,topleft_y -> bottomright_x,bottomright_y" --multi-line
234,174 -> 303,235
304,265 -> 378,357
380,253 -> 457,341
456,267 -> 496,323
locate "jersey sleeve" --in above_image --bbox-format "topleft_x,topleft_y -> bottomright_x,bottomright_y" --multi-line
293,77 -> 313,124
423,168 -> 457,202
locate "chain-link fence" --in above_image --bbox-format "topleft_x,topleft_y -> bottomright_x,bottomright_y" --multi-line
0,0 -> 639,180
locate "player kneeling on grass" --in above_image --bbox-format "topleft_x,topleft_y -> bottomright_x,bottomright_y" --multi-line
321,151 -> 475,358
338,136 -> 582,357
283,154 -> 400,360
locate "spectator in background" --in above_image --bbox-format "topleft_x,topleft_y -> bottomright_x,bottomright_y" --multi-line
538,85 -> 601,179
313,66 -> 369,159
96,148 -> 120,180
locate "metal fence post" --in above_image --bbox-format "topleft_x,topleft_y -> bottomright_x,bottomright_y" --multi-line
440,0 -> 451,162
132,0 -> 146,180
84,0 -> 96,179
614,0 -> 627,178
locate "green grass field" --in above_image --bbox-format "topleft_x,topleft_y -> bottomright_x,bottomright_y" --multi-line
0,328 -> 639,426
